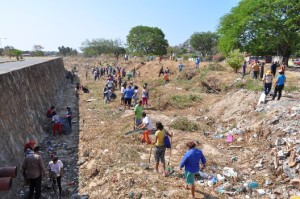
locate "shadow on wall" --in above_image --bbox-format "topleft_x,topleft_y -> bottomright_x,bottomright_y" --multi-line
0,58 -> 68,198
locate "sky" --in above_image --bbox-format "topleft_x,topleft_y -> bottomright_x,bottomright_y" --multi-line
0,0 -> 240,51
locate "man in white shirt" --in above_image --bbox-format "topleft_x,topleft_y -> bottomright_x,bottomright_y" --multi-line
137,112 -> 153,144
48,157 -> 64,198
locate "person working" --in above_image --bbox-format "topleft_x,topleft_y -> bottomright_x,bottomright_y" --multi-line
22,146 -> 46,199
137,112 -> 153,144
180,141 -> 206,199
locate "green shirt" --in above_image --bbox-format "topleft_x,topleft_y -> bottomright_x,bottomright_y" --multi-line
134,104 -> 143,119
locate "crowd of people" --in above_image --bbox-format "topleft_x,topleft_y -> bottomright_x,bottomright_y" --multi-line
22,56 -> 292,199
244,60 -> 287,100
22,105 -> 73,199
88,60 -> 207,198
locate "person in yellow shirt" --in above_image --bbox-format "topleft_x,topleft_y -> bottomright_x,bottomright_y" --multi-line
152,121 -> 173,176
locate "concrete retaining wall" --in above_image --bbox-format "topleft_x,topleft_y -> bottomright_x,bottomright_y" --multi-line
0,58 -> 66,198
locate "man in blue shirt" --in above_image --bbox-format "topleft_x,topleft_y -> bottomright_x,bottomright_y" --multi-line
124,85 -> 134,109
195,58 -> 200,69
272,70 -> 286,100
180,141 -> 206,199
178,62 -> 184,72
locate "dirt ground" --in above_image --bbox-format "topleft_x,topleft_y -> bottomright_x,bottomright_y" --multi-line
26,57 -> 300,199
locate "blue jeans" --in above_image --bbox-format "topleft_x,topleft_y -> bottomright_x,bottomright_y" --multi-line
135,118 -> 142,126
264,83 -> 272,95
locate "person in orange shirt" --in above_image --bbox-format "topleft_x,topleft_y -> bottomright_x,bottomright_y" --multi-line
251,60 -> 260,79
163,71 -> 169,84
137,112 -> 153,144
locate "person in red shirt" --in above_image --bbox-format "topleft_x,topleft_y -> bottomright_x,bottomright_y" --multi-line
46,106 -> 55,119
163,72 -> 169,84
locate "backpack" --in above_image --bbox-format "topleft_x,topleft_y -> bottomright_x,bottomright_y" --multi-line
164,130 -> 171,148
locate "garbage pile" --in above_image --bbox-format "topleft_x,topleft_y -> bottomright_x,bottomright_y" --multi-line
199,98 -> 300,198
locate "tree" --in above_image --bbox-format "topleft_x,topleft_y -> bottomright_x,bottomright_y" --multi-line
58,46 -> 78,57
126,25 -> 169,56
226,49 -> 245,73
80,38 -> 122,57
11,49 -> 22,60
189,32 -> 219,57
114,47 -> 126,60
32,44 -> 44,56
218,0 -> 300,65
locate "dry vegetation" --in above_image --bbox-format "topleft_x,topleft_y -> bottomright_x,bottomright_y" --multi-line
63,56 -> 300,199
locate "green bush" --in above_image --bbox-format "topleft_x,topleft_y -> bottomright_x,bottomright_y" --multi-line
170,94 -> 202,109
226,49 -> 245,73
245,79 -> 263,91
206,62 -> 226,71
170,117 -> 199,131
285,85 -> 300,92
234,78 -> 263,91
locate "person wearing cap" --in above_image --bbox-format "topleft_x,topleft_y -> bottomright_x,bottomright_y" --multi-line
48,157 -> 64,198
262,70 -> 273,95
180,141 -> 206,199
137,112 -> 153,144
24,140 -> 36,157
272,69 -> 286,100
22,146 -> 46,199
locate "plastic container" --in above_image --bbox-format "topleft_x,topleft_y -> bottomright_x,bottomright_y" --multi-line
248,182 -> 259,189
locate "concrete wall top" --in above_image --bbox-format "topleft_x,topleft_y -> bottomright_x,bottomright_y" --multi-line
0,57 -> 62,75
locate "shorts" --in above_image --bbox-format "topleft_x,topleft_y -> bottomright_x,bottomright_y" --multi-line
124,98 -> 132,105
185,171 -> 196,185
154,145 -> 166,164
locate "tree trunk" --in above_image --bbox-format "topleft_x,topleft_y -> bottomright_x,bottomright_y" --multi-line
278,45 -> 291,67
282,55 -> 290,67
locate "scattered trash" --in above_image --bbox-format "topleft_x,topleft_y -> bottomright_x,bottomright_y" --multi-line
257,189 -> 266,195
226,134 -> 234,143
248,182 -> 259,189
222,167 -> 237,178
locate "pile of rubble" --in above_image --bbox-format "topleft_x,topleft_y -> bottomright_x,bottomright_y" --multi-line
197,95 -> 300,198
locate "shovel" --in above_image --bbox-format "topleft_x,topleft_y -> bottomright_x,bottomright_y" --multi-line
148,144 -> 154,164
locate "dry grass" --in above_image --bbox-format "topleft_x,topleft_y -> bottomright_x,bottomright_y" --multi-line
63,57 -> 300,199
